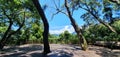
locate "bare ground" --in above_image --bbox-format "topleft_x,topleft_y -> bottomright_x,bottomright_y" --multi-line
0,44 -> 120,57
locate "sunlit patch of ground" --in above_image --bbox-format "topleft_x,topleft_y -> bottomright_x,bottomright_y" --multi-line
0,44 -> 120,57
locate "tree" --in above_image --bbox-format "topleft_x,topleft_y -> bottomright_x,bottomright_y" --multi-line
0,0 -> 26,49
0,0 -> 42,49
52,0 -> 88,50
68,0 -> 120,46
32,0 -> 51,55
64,0 -> 88,50
83,20 -> 120,44
15,22 -> 43,45
63,31 -> 71,43
71,0 -> 120,34
59,30 -> 72,44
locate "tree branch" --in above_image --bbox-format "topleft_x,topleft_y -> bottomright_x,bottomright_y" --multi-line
51,9 -> 68,19
51,0 -> 68,20
79,2 -> 117,33
0,8 -> 13,41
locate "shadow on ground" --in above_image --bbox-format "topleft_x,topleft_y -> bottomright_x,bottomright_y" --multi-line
89,45 -> 120,57
0,44 -> 74,57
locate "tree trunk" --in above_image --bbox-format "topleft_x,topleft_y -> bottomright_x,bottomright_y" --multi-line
0,33 -> 12,49
32,0 -> 51,55
0,10 -> 13,50
0,22 -> 24,50
0,11 -> 25,50
0,25 -> 12,49
89,11 -> 117,33
65,0 -> 88,51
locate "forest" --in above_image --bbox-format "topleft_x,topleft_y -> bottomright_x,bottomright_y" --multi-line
0,0 -> 120,57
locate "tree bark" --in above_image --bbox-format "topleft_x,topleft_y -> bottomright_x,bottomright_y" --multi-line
65,0 -> 88,50
32,0 -> 51,55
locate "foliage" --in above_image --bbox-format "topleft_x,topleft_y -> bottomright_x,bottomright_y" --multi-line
0,0 -> 120,47
0,0 -> 43,45
58,30 -> 79,44
83,20 -> 120,44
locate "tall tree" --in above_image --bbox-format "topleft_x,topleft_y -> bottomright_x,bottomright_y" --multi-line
32,0 -> 51,55
64,0 -> 88,50
52,0 -> 88,50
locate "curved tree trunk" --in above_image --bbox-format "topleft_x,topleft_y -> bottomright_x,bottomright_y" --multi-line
32,0 -> 51,55
65,0 -> 88,51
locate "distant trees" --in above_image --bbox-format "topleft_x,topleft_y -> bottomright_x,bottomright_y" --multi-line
83,20 -> 120,44
59,30 -> 79,44
59,31 -> 72,44
15,22 -> 43,45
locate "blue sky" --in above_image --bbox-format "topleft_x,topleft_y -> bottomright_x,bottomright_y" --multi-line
40,0 -> 86,34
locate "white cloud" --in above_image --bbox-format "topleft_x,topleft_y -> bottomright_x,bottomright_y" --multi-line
49,25 -> 75,34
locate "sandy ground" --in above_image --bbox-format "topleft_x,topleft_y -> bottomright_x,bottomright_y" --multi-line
0,44 -> 120,57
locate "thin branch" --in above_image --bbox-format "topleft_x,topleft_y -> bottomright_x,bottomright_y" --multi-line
53,0 -> 58,9
2,8 -> 12,23
51,9 -> 68,20
84,2 -> 91,12
51,0 -> 68,20
12,11 -> 26,34
58,0 -> 60,8
78,4 -> 89,12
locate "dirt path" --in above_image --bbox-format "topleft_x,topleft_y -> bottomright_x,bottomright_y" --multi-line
0,44 -> 120,57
